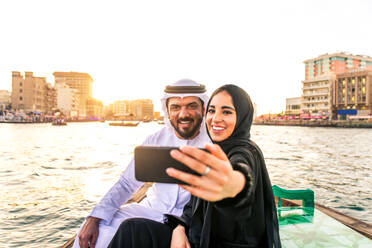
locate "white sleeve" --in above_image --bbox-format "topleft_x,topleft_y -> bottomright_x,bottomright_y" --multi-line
88,136 -> 154,225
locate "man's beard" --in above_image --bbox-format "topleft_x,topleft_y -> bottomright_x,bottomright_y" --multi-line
171,115 -> 203,139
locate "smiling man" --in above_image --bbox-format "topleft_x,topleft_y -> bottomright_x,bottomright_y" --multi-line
72,79 -> 210,248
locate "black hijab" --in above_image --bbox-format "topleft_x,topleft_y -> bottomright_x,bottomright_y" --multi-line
206,84 -> 281,248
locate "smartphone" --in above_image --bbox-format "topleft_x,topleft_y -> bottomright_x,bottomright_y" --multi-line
134,146 -> 205,184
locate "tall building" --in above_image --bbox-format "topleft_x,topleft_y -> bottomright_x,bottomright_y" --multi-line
334,71 -> 372,116
11,71 -> 56,113
55,82 -> 80,117
53,72 -> 93,117
302,52 -> 372,117
304,52 -> 372,81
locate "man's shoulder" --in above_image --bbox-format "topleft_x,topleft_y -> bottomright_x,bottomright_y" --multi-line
144,127 -> 172,145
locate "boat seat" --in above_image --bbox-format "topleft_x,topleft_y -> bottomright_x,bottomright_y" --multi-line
272,185 -> 315,225
272,185 -> 314,208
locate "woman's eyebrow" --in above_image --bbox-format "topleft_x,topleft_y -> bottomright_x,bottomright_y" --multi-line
221,106 -> 235,111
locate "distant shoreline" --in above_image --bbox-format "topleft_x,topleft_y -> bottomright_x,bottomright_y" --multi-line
253,120 -> 372,128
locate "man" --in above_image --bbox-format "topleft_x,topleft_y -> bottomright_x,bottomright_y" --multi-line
73,79 -> 210,248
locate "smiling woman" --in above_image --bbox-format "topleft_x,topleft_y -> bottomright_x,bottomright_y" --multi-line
206,90 -> 237,142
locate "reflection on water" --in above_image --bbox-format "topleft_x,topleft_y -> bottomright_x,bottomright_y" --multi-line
0,123 -> 371,247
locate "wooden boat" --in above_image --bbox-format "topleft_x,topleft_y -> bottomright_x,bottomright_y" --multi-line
52,120 -> 67,126
108,121 -> 140,127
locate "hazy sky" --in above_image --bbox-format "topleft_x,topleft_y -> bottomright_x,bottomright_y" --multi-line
0,0 -> 371,114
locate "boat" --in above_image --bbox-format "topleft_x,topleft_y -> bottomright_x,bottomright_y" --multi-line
108,121 -> 140,127
52,120 -> 67,126
62,184 -> 372,247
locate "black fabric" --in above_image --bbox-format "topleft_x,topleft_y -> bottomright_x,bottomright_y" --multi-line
180,84 -> 281,248
164,84 -> 206,93
107,218 -> 173,248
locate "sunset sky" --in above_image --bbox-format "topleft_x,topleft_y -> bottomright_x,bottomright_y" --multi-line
0,0 -> 371,114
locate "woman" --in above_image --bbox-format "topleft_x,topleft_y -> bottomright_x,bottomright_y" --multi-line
108,84 -> 281,248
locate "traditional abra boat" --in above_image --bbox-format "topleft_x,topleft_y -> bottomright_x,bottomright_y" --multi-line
108,121 -> 140,127
62,184 -> 372,247
52,120 -> 67,126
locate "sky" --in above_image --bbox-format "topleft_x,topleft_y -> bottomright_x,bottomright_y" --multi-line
0,0 -> 371,114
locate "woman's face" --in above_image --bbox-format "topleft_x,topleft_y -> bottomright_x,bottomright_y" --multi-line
206,90 -> 237,142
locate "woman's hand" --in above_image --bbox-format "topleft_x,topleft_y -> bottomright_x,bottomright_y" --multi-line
166,143 -> 246,202
171,225 -> 190,248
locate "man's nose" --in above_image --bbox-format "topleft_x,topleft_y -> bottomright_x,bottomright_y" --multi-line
179,107 -> 190,118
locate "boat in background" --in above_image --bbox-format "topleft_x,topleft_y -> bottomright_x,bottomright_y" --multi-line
52,119 -> 67,126
108,121 -> 140,127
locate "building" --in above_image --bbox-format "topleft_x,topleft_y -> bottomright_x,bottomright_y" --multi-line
55,82 -> 80,117
111,99 -> 154,120
44,83 -> 57,115
301,75 -> 334,115
130,99 -> 154,120
112,100 -> 129,116
285,97 -> 301,115
334,70 -> 372,117
304,52 -> 372,81
86,97 -> 103,118
302,52 -> 372,117
53,72 -> 93,117
0,90 -> 11,111
11,71 -> 56,113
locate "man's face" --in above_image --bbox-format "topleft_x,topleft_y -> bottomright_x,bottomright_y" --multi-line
167,96 -> 204,139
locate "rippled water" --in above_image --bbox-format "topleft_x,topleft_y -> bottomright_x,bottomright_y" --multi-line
0,122 -> 371,247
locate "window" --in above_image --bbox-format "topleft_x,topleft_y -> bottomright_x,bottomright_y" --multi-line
20,82 -> 23,86
19,96 -> 23,101
19,89 -> 22,93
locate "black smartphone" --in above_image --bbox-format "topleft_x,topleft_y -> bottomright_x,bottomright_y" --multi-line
134,146 -> 205,184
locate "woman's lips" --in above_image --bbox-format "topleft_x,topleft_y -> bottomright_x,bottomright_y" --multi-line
211,125 -> 225,134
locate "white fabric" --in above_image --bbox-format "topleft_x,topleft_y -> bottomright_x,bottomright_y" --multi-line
73,79 -> 210,248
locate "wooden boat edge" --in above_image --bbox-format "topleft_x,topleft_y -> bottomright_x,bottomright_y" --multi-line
61,185 -> 372,248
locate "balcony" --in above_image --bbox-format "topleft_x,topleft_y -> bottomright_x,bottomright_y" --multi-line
302,91 -> 329,97
302,99 -> 329,104
302,84 -> 330,90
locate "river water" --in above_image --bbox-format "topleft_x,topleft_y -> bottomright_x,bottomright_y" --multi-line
0,122 -> 371,247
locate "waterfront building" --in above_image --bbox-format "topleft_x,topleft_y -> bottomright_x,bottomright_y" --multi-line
130,99 -> 154,120
285,97 -> 301,115
334,71 -> 372,117
302,52 -> 372,117
301,75 -> 334,115
86,97 -> 103,118
55,82 -> 80,117
112,100 -> 129,116
53,72 -> 93,117
11,71 -> 56,113
44,83 -> 57,115
0,90 -> 11,111
111,99 -> 154,120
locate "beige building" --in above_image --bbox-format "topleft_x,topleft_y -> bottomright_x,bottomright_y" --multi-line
111,99 -> 154,120
11,71 -> 56,113
285,97 -> 301,115
334,71 -> 372,114
86,98 -> 103,118
301,75 -> 334,114
53,72 -> 93,117
55,82 -> 80,117
0,90 -> 11,110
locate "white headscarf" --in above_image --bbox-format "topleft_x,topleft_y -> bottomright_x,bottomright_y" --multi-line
161,79 -> 209,132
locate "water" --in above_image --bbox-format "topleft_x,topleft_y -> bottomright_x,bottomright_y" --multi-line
0,122 -> 371,247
